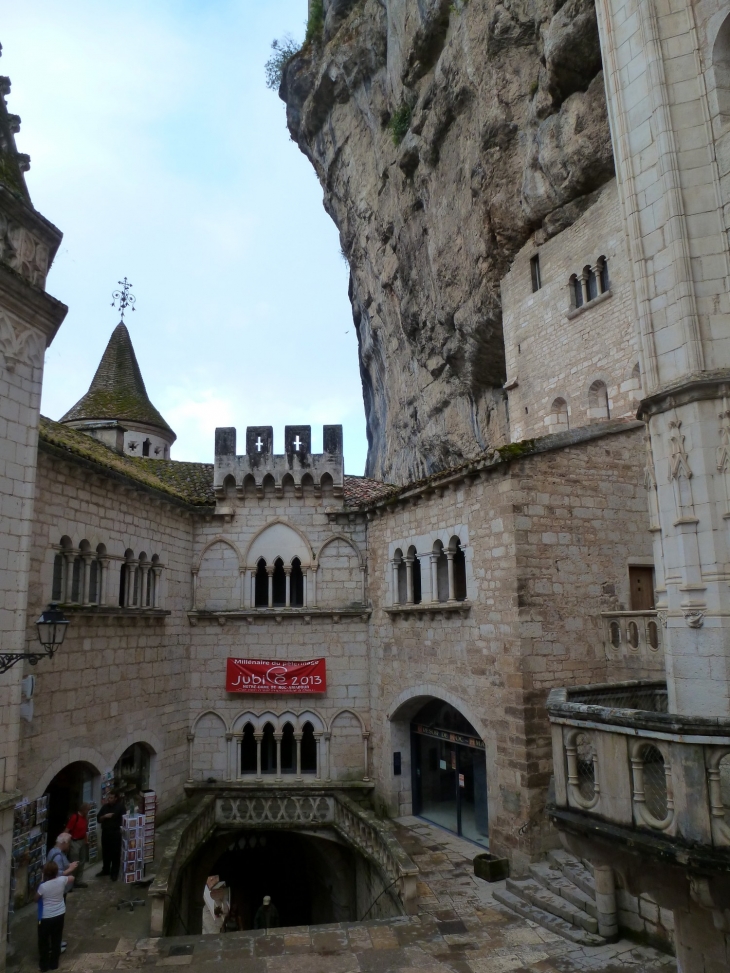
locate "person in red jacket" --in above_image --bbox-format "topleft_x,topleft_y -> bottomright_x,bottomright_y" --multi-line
65,803 -> 90,888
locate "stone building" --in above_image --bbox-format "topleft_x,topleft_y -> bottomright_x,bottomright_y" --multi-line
3,0 -> 730,965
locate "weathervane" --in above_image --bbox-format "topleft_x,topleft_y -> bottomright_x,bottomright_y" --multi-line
111,277 -> 136,321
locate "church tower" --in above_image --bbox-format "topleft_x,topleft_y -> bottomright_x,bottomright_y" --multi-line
60,321 -> 176,458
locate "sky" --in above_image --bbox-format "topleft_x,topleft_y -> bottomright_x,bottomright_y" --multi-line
2,1 -> 369,474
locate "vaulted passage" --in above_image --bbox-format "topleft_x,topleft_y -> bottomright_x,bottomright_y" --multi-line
173,827 -> 400,935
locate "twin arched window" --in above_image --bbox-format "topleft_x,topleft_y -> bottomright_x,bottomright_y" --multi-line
52,540 -> 162,609
392,537 -> 466,606
569,257 -> 609,310
118,551 -> 161,608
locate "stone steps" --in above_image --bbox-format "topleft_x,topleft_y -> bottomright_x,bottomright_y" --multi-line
493,849 -> 608,947
492,889 -> 606,947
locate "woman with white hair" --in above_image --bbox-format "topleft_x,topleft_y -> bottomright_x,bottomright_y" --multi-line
202,876 -> 229,934
46,834 -> 78,879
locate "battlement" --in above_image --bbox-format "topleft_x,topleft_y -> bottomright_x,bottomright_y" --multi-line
213,425 -> 344,499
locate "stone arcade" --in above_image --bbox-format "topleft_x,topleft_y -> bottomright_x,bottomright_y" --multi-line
2,0 -> 730,969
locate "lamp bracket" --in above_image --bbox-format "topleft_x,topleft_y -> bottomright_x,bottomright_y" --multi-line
0,651 -> 50,675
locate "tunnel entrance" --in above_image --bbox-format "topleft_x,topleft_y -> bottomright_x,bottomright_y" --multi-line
174,827 -> 400,935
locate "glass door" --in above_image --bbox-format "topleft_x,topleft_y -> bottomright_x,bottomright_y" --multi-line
413,732 -> 458,835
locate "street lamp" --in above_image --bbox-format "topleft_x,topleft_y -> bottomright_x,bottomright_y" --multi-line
0,602 -> 69,674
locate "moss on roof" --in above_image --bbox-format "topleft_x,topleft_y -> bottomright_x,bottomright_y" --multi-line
39,417 -> 212,506
343,474 -> 396,506
60,323 -> 175,438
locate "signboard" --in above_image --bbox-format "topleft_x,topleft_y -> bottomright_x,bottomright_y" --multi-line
226,658 -> 326,694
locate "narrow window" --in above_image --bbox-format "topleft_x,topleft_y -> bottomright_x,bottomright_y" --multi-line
241,724 -> 256,774
530,254 -> 541,292
89,559 -> 99,604
71,557 -> 82,603
261,723 -> 276,774
413,555 -> 422,604
571,274 -> 583,308
272,558 -> 286,606
586,265 -> 598,301
290,557 -> 304,607
52,554 -> 64,601
599,257 -> 609,293
301,722 -> 317,774
254,559 -> 268,607
142,438 -> 151,457
281,723 -> 295,774
453,541 -> 467,601
588,379 -> 610,420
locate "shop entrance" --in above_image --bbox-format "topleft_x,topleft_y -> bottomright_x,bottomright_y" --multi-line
44,761 -> 98,850
411,700 -> 488,847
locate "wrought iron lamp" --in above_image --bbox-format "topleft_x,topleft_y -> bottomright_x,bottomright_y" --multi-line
0,602 -> 69,674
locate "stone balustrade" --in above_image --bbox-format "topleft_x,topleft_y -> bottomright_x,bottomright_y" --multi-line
149,789 -> 418,934
547,681 -> 730,857
601,611 -> 662,660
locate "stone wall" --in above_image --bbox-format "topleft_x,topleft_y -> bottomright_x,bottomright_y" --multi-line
367,424 -> 653,870
18,448 -> 194,811
502,180 -> 641,442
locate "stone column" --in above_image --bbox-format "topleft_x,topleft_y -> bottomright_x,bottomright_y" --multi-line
294,732 -> 303,780
594,263 -> 605,296
81,554 -> 93,605
430,553 -> 439,603
266,565 -> 274,609
63,551 -> 75,603
405,555 -> 414,605
284,565 -> 292,608
314,732 -> 322,780
139,563 -> 150,609
240,569 -> 248,609
124,561 -> 137,607
579,270 -> 589,305
187,733 -> 195,783
274,732 -> 283,780
391,559 -> 400,605
99,557 -> 110,606
254,732 -> 263,781
324,732 -> 331,781
362,731 -> 370,781
152,567 -> 161,608
360,565 -> 366,605
311,565 -> 318,607
225,732 -> 234,782
593,864 -> 618,940
191,569 -> 198,611
446,551 -> 456,602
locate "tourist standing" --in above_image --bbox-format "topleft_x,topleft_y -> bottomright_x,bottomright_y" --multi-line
46,834 -> 78,880
36,860 -> 74,971
97,790 -> 125,881
253,895 -> 280,931
65,804 -> 90,888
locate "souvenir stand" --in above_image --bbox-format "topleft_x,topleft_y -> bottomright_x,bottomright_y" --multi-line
142,791 -> 156,865
9,796 -> 48,915
87,801 -> 99,863
121,813 -> 145,884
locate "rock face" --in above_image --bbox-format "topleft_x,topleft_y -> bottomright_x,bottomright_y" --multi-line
281,0 -> 614,483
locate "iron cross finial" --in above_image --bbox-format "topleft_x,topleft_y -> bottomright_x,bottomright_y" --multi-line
111,277 -> 136,322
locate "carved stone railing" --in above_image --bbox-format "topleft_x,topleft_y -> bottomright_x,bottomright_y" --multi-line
547,681 -> 730,863
601,611 -> 663,661
149,789 -> 419,933
148,794 -> 217,935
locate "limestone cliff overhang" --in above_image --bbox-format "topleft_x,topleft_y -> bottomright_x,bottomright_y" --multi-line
38,417 -> 213,513
350,418 -> 645,515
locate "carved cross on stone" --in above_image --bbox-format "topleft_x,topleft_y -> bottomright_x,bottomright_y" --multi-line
255,437 -> 263,452
293,436 -> 302,451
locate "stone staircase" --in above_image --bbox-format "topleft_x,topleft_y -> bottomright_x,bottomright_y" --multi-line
494,849 -> 608,946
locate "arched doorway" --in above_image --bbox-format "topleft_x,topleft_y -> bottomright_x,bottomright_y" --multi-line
410,699 -> 488,847
44,761 -> 99,850
113,742 -> 154,805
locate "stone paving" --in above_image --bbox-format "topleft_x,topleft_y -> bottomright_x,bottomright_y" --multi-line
7,817 -> 676,973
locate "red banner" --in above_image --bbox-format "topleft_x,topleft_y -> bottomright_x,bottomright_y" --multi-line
226,658 -> 326,694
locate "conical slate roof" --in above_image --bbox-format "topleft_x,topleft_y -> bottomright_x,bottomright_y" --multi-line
61,323 -> 175,439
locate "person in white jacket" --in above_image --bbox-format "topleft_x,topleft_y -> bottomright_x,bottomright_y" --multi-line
202,876 -> 230,934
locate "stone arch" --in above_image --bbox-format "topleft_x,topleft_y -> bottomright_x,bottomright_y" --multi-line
316,534 -> 363,607
195,536 -> 242,573
547,396 -> 570,433
109,730 -> 163,786
231,710 -> 259,734
196,538 -> 241,611
30,747 -> 106,801
192,709 -> 230,734
242,473 -> 256,498
245,519 -> 313,568
387,685 -> 488,745
192,712 -> 228,781
223,473 -> 237,498
587,378 -> 610,420
317,533 -> 365,569
329,709 -> 368,782
710,10 -> 730,132
262,473 -> 276,497
298,709 -> 326,734
281,472 -> 296,497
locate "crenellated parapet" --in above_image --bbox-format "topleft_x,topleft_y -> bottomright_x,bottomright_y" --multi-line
213,424 -> 344,500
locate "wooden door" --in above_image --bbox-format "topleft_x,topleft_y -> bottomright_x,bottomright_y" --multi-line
629,566 -> 655,610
